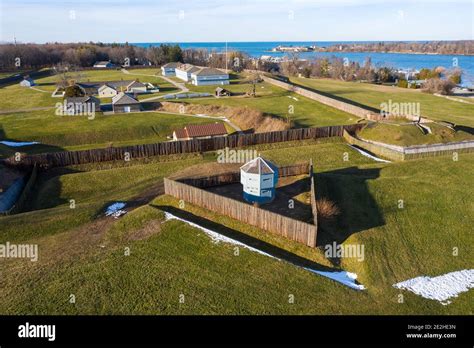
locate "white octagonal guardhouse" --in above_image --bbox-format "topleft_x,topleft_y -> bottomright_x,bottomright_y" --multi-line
240,157 -> 279,204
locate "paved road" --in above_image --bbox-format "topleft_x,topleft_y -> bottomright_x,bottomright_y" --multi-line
122,68 -> 189,102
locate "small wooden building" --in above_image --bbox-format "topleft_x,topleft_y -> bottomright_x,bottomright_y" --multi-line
19,77 -> 35,87
112,92 -> 141,113
215,87 -> 231,97
93,61 -> 114,68
63,96 -> 100,115
172,123 -> 227,141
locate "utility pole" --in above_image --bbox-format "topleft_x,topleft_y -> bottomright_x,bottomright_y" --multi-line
225,41 -> 228,72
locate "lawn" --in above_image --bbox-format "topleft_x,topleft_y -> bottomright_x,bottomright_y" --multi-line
173,82 -> 358,128
0,109 -> 227,158
0,69 -> 179,111
357,122 -> 474,146
160,73 -> 358,128
291,77 -> 474,128
0,141 -> 472,314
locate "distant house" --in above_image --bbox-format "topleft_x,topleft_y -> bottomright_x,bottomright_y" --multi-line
63,96 -> 100,115
112,92 -> 141,113
191,68 -> 229,86
215,87 -> 231,97
126,80 -> 147,94
98,84 -> 118,97
172,123 -> 228,141
93,61 -> 114,68
79,79 -> 148,97
161,62 -> 180,76
19,77 -> 35,87
175,64 -> 201,82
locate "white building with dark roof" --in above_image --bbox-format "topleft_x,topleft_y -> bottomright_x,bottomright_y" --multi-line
19,77 -> 35,87
161,62 -> 180,76
112,92 -> 141,113
191,67 -> 229,86
175,64 -> 201,82
93,61 -> 114,68
63,96 -> 100,115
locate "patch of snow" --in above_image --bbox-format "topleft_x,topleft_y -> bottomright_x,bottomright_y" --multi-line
393,270 -> 474,305
105,202 -> 127,218
0,140 -> 39,147
305,268 -> 365,291
164,212 -> 365,291
347,144 -> 391,163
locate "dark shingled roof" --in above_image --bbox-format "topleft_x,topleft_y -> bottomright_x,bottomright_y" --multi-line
163,62 -> 180,68
112,92 -> 140,105
193,67 -> 228,76
64,96 -> 99,104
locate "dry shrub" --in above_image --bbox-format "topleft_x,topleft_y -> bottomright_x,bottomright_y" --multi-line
422,78 -> 455,95
316,198 -> 340,220
158,102 -> 289,133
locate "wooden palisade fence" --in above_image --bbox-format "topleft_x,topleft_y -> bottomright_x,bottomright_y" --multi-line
5,124 -> 363,169
309,161 -> 318,230
343,129 -> 474,161
164,163 -> 318,247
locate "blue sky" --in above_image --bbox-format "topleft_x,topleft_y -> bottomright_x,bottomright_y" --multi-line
1,0 -> 473,43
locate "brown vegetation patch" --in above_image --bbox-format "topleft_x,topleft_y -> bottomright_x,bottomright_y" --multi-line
127,220 -> 162,241
158,102 -> 289,133
316,199 -> 340,220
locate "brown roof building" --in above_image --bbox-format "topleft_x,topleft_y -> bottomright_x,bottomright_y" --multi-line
172,123 -> 228,141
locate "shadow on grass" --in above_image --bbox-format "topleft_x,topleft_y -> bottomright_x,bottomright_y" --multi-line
152,204 -> 338,273
290,80 -> 380,113
455,125 -> 474,135
0,126 -> 66,160
316,166 -> 384,248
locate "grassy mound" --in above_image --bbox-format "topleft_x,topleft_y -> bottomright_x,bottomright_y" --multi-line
158,101 -> 289,132
358,122 -> 474,146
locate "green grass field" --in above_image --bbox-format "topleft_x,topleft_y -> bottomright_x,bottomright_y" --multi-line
0,110 -> 227,158
291,77 -> 474,127
0,69 -> 178,111
0,70 -> 358,158
1,141 -> 472,314
173,82 -> 357,128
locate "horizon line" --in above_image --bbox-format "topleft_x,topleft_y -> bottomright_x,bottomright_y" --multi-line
2,39 -> 473,45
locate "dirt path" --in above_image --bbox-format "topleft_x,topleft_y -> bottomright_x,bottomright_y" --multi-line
121,68 -> 189,103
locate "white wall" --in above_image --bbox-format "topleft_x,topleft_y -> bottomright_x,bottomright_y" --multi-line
175,69 -> 191,82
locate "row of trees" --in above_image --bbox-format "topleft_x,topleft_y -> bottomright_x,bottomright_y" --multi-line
0,42 -> 257,72
280,56 -> 399,83
0,42 -> 185,69
278,56 -> 463,94
322,41 -> 473,55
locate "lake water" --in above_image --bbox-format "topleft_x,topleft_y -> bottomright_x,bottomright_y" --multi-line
134,41 -> 474,87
